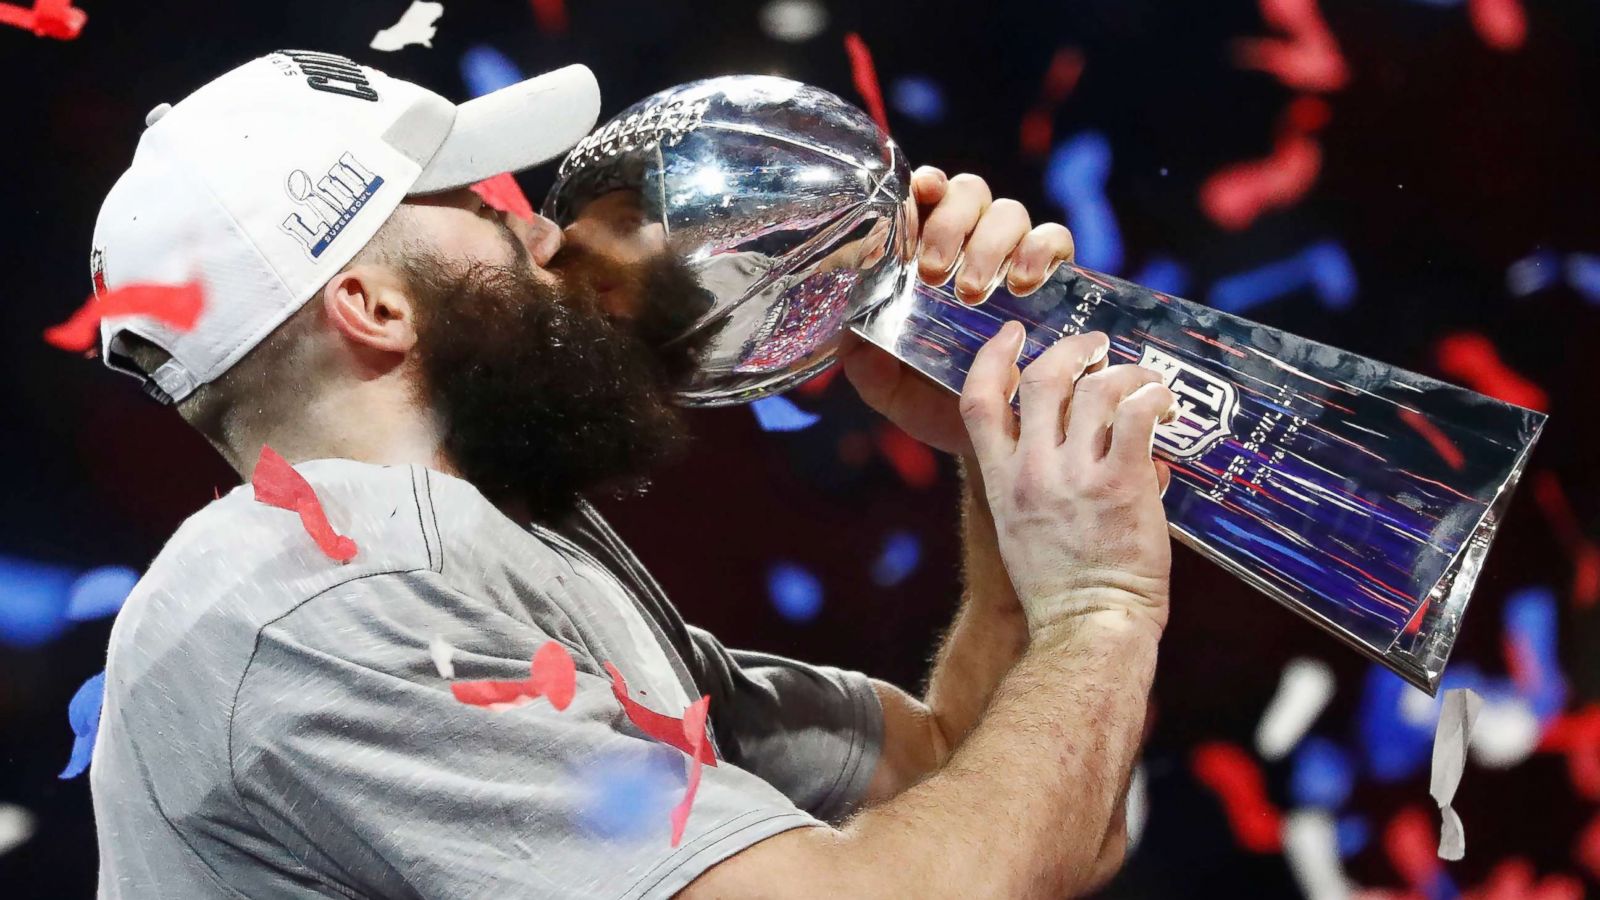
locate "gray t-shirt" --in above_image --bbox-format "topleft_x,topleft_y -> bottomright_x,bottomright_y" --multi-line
90,459 -> 882,899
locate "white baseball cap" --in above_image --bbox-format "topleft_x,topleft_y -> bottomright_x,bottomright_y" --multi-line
91,49 -> 600,404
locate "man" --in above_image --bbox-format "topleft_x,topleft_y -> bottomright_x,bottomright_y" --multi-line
87,51 -> 1177,898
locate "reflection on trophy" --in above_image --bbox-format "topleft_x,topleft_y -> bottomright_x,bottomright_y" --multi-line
544,75 -> 1546,694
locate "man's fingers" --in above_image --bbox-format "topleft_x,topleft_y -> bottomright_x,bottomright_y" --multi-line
910,166 -> 949,207
953,198 -> 1031,304
918,173 -> 992,286
1006,223 -> 1076,296
1155,460 -> 1173,498
1016,332 -> 1109,451
1061,365 -> 1165,462
1109,382 -> 1179,469
958,321 -> 1026,464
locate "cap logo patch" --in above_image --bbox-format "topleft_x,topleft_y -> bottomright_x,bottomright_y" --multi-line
275,49 -> 379,102
279,152 -> 385,259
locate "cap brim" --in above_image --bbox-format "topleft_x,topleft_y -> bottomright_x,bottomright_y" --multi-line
410,64 -> 600,195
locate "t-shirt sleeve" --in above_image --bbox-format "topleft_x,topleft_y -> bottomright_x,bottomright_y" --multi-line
229,571 -> 820,900
683,625 -> 883,823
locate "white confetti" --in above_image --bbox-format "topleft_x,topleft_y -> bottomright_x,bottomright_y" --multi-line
0,804 -> 36,857
1256,658 -> 1336,760
1283,810 -> 1353,900
429,634 -> 457,679
1430,688 -> 1483,861
370,1 -> 445,52
1467,694 -> 1540,770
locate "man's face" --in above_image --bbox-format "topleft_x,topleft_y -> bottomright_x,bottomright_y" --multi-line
397,188 -> 706,523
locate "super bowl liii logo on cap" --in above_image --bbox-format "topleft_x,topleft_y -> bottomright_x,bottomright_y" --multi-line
1138,345 -> 1239,459
279,152 -> 385,260
272,50 -> 380,102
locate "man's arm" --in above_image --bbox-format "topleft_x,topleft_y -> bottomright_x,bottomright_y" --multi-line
863,456 -> 1029,803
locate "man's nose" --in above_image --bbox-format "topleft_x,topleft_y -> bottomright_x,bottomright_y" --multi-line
509,213 -> 564,268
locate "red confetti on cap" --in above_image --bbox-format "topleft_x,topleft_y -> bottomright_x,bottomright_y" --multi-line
471,173 -> 536,224
843,33 -> 890,134
251,446 -> 359,563
670,694 -> 711,848
0,0 -> 87,40
452,641 -> 578,711
1191,741 -> 1283,852
44,281 -> 205,353
604,662 -> 718,766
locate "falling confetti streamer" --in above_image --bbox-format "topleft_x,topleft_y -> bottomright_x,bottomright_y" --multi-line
44,281 -> 205,353
1290,737 -> 1355,809
605,662 -> 719,765
1434,333 -> 1548,411
1430,688 -> 1482,860
1507,249 -> 1561,296
1209,240 -> 1356,313
460,44 -> 526,97
888,75 -> 946,125
1129,257 -> 1191,296
760,0 -> 827,42
369,1 -> 444,52
870,531 -> 923,587
252,446 -> 359,563
1530,471 -> 1600,608
751,396 -> 821,432
670,695 -> 711,847
0,0 -> 86,40
1565,253 -> 1600,304
1537,705 -> 1600,800
1502,587 -> 1567,724
1468,0 -> 1527,51
1044,131 -> 1123,272
0,804 -> 36,858
1234,0 -> 1349,92
843,33 -> 889,133
59,670 -> 105,779
1283,810 -> 1355,900
452,641 -> 577,712
1192,741 -> 1284,852
471,173 -> 536,224
429,635 -> 457,679
1383,806 -> 1456,897
873,423 -> 939,489
1020,48 -> 1085,158
768,562 -> 824,622
1256,657 -> 1336,760
1200,97 -> 1330,231
529,0 -> 568,35
63,566 -> 139,622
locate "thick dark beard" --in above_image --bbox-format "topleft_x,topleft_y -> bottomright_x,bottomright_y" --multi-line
407,249 -> 697,524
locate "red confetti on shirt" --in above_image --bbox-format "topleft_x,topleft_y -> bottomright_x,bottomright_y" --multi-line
1234,0 -> 1349,93
843,33 -> 890,134
1191,741 -> 1283,852
471,173 -> 536,224
0,0 -> 87,40
452,641 -> 578,712
44,281 -> 205,353
670,694 -> 711,848
251,446 -> 359,562
1435,332 -> 1548,411
604,662 -> 718,766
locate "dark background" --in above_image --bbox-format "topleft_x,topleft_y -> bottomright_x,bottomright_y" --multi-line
2,0 -> 1597,896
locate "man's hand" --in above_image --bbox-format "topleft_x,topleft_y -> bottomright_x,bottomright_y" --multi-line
841,167 -> 1075,457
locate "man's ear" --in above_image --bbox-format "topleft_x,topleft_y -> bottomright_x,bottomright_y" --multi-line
321,264 -> 418,356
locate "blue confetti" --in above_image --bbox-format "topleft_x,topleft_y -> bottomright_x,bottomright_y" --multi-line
751,396 -> 821,432
64,566 -> 139,622
1503,586 -> 1567,723
0,555 -> 76,648
1566,252 -> 1600,304
1355,664 -> 1435,782
1131,256 -> 1191,296
460,45 -> 526,98
768,562 -> 823,622
1289,736 -> 1355,808
870,530 -> 922,586
1335,814 -> 1370,858
1044,131 -> 1124,273
1507,249 -> 1561,296
889,75 -> 946,125
1209,240 -> 1356,314
60,671 -> 106,780
572,746 -> 682,841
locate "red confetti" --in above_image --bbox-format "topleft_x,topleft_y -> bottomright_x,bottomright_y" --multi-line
251,446 -> 359,562
471,173 -> 536,224
1575,811 -> 1600,882
670,694 -> 711,848
793,364 -> 841,398
1020,48 -> 1086,158
1191,741 -> 1283,853
843,32 -> 890,134
0,0 -> 87,40
1538,705 -> 1600,800
1531,471 -> 1600,608
1435,333 -> 1548,411
1382,806 -> 1441,891
1199,97 -> 1328,231
873,423 -> 939,489
1234,0 -> 1349,93
604,662 -> 718,766
1461,858 -> 1583,900
451,641 -> 578,711
44,281 -> 205,353
529,0 -> 568,35
1398,409 -> 1466,471
1468,0 -> 1527,52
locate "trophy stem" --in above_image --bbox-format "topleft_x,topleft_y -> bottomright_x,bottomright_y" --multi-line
850,268 -> 1545,693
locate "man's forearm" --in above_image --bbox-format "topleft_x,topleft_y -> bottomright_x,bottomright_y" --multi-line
922,456 -> 1029,752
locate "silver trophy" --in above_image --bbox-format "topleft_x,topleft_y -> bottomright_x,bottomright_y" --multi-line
545,76 -> 1545,693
